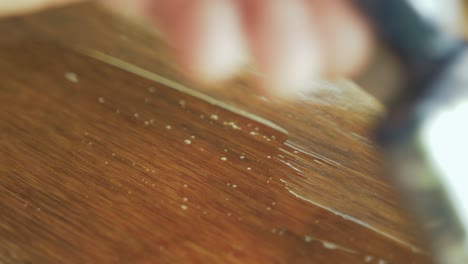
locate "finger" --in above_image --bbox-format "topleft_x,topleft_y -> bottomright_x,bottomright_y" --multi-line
136,0 -> 248,85
238,0 -> 324,97
309,0 -> 374,77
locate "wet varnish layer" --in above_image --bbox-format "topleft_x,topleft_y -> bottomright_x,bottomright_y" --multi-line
0,40 -> 427,263
0,4 -> 428,264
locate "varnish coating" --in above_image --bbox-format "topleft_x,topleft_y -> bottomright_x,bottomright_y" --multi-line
0,3 -> 429,263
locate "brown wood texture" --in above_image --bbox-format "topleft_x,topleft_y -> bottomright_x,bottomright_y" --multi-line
0,3 -> 429,263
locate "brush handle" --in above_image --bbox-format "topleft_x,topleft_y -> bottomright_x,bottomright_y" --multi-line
354,0 -> 461,67
354,0 -> 464,102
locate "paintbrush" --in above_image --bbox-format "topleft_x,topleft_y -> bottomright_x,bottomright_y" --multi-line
354,0 -> 468,263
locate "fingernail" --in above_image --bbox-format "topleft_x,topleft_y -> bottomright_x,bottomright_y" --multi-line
193,0 -> 248,83
263,0 -> 323,97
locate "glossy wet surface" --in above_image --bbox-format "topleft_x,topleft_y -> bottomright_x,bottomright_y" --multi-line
0,3 -> 429,263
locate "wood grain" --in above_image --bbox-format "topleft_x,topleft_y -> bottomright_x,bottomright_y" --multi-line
0,3 -> 430,263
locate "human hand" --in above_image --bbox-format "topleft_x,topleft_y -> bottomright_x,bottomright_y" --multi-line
111,0 -> 375,96
3,0 -> 375,97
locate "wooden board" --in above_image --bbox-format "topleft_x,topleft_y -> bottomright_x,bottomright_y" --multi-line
0,3 -> 430,263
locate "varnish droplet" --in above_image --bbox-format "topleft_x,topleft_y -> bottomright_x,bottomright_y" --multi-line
226,121 -> 241,130
220,157 -> 227,161
165,125 -> 172,130
184,139 -> 192,145
98,97 -> 105,104
180,205 -> 188,210
65,72 -> 78,83
183,197 -> 189,202
210,114 -> 219,121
